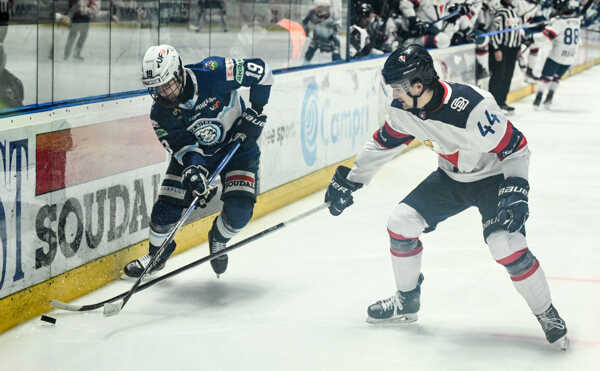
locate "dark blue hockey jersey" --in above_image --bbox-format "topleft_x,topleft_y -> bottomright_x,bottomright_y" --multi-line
150,56 -> 273,167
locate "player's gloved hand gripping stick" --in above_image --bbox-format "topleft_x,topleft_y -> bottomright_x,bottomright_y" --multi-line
51,140 -> 242,317
325,165 -> 363,216
50,141 -> 328,316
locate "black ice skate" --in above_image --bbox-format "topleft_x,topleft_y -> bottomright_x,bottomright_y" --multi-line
123,241 -> 175,279
536,304 -> 569,351
533,92 -> 543,108
543,90 -> 554,108
367,274 -> 424,324
208,228 -> 228,277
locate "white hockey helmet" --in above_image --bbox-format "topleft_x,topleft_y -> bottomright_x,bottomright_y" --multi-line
141,45 -> 186,107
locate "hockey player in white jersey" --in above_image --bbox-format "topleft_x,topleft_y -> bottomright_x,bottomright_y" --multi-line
324,45 -> 569,350
532,0 -> 581,108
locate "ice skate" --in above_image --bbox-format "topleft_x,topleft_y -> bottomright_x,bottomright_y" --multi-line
123,241 -> 175,279
543,90 -> 554,109
208,228 -> 228,277
536,304 -> 569,351
533,91 -> 543,109
367,274 -> 423,324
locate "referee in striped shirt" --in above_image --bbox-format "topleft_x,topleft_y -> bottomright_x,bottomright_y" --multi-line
489,0 -> 522,112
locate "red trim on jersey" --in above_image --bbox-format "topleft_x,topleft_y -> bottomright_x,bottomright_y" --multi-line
383,122 -> 411,139
387,229 -> 418,240
489,121 -> 527,159
439,151 -> 459,168
490,121 -> 514,154
225,175 -> 255,183
511,259 -> 540,282
411,0 -> 420,8
476,49 -> 488,56
516,135 -> 528,152
497,248 -> 528,265
430,81 -> 450,112
390,244 -> 423,257
373,130 -> 385,147
543,29 -> 557,40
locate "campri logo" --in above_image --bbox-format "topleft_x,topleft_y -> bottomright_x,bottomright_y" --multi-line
300,80 -> 371,167
300,81 -> 319,166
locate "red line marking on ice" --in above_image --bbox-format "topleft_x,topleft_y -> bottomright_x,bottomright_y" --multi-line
547,276 -> 600,284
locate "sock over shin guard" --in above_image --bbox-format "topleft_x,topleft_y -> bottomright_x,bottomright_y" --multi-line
388,230 -> 424,292
497,248 -> 552,315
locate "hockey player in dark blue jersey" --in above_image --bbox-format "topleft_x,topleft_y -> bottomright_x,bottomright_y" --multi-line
124,45 -> 273,278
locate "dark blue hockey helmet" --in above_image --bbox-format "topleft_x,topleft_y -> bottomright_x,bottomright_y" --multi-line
381,45 -> 439,92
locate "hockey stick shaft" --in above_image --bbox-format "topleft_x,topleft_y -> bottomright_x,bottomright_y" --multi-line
429,10 -> 460,25
51,202 -> 328,313
103,140 -> 242,315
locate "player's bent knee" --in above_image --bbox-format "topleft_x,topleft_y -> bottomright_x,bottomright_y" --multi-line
387,203 -> 427,238
222,197 -> 254,230
151,199 -> 183,226
486,230 -> 528,261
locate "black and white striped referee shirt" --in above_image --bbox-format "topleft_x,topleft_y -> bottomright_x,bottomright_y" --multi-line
491,4 -> 522,49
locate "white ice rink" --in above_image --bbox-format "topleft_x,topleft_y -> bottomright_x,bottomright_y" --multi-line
2,67 -> 600,371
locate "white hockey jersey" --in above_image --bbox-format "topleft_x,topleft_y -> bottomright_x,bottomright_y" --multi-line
539,16 -> 582,65
348,81 -> 530,185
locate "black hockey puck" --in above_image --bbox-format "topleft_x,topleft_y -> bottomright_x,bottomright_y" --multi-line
40,315 -> 56,324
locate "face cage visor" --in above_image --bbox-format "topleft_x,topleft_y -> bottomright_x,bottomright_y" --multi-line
149,75 -> 183,106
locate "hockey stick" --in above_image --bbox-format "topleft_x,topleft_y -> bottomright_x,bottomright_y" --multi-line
101,140 -> 241,316
477,20 -> 549,38
428,10 -> 461,26
51,140 -> 241,317
50,202 -> 329,313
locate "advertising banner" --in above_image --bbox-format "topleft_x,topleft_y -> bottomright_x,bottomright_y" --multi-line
259,45 -> 477,193
0,44 -> 478,299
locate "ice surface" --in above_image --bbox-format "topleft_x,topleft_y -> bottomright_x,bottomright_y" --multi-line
1,67 -> 599,371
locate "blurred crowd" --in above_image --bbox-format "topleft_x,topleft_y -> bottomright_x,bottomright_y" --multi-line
0,0 -> 599,111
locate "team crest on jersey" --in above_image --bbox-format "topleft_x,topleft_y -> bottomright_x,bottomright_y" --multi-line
204,60 -> 219,70
399,55 -> 406,62
188,120 -> 223,145
450,97 -> 469,111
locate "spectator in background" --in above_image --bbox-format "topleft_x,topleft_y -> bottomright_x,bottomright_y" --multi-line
0,0 -> 23,109
303,0 -> 342,63
64,0 -> 99,61
489,0 -> 523,113
191,0 -> 228,33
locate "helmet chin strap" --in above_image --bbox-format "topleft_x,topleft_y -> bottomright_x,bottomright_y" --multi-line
407,86 -> 425,110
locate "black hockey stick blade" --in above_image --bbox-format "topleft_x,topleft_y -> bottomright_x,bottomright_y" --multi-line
49,202 -> 328,314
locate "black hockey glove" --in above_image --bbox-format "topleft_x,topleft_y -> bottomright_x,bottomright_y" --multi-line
497,177 -> 530,233
325,166 -> 363,216
182,164 -> 210,197
233,107 -> 266,144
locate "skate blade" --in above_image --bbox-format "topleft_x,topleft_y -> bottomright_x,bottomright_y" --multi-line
366,313 -> 418,325
553,335 -> 569,351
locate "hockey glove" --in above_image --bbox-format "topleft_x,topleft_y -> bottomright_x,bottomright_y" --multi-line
182,165 -> 210,198
233,107 -> 267,144
497,177 -> 530,233
325,166 -> 363,216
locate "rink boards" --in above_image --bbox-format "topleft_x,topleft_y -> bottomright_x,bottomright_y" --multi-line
0,39 -> 598,333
